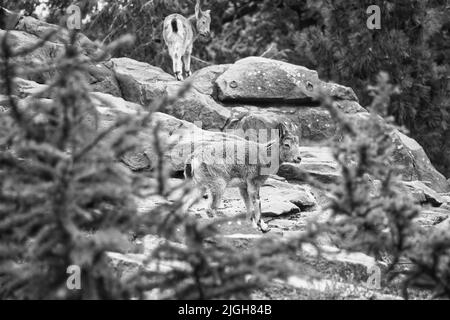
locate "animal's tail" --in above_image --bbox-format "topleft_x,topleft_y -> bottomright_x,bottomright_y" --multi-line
171,18 -> 178,33
184,154 -> 199,180
184,163 -> 193,179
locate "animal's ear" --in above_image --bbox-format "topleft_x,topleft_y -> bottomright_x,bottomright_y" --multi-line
204,9 -> 211,16
266,140 -> 276,152
277,123 -> 288,141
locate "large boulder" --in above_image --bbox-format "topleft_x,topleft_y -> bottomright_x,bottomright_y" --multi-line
228,101 -> 366,143
111,57 -> 175,105
277,143 -> 449,195
111,58 -> 232,130
392,131 -> 449,192
84,94 -> 233,172
15,15 -> 103,59
402,181 -> 445,206
278,147 -> 340,184
0,30 -> 64,83
11,76 -> 119,101
0,29 -> 120,95
216,57 -> 358,104
89,92 -> 157,171
12,78 -> 48,98
226,109 -> 300,141
0,7 -> 22,30
261,179 -> 317,212
224,105 -> 349,149
92,92 -> 145,130
189,64 -> 231,97
161,83 -> 232,130
13,15 -> 120,94
86,61 -> 121,97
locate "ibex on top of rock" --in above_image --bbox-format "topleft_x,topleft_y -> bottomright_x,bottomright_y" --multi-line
184,123 -> 302,233
163,0 -> 211,81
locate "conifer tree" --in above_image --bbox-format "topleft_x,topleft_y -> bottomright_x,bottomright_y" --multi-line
323,73 -> 450,299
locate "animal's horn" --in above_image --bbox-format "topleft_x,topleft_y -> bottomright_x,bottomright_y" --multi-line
195,0 -> 201,14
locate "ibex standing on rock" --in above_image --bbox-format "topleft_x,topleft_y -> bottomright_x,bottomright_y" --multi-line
184,124 -> 302,233
163,0 -> 211,81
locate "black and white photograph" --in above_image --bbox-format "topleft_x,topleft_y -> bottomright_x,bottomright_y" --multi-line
0,0 -> 449,305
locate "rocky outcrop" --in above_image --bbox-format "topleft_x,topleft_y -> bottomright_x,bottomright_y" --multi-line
3,21 -> 447,191
1,16 -> 120,95
110,58 -> 232,130
1,13 -> 448,202
15,16 -> 104,59
7,18 -> 441,192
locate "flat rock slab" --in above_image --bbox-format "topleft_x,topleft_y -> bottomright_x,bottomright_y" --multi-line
111,57 -> 175,105
403,180 -> 445,206
161,83 -> 232,130
279,146 -> 340,184
415,208 -> 449,228
216,57 -> 358,103
262,178 -> 317,209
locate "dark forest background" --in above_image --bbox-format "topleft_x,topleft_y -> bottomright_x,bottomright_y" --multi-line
3,0 -> 450,177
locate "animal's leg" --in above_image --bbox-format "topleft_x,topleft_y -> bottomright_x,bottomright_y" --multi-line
172,52 -> 184,81
183,50 -> 192,77
168,48 -> 178,80
207,179 -> 227,218
239,186 -> 253,220
247,182 -> 269,233
181,184 -> 206,214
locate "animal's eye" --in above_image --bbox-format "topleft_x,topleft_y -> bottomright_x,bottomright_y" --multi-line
284,143 -> 290,148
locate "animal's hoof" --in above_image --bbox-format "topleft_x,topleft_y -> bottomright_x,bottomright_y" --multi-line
186,70 -> 192,77
251,218 -> 270,233
206,209 -> 215,218
258,221 -> 270,233
216,210 -> 226,218
175,72 -> 184,81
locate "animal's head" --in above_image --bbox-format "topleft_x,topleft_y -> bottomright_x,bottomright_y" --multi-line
195,0 -> 211,38
277,123 -> 302,164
